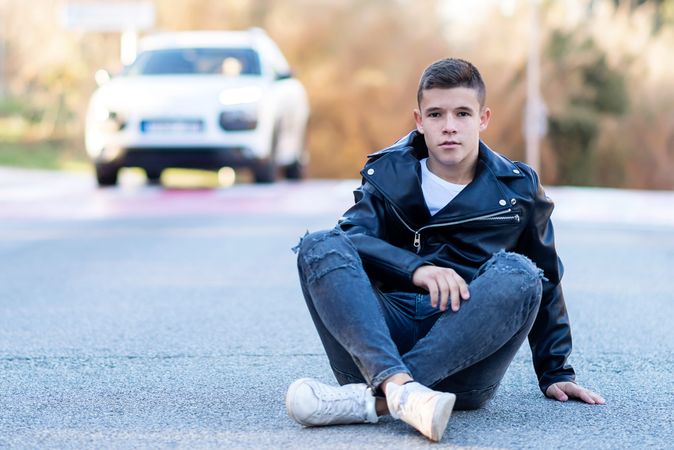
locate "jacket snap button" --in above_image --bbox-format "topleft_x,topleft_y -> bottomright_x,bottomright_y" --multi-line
513,169 -> 521,174
367,168 -> 375,175
511,198 -> 517,205
499,199 -> 507,206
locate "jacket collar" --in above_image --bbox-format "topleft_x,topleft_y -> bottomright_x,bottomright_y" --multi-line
367,130 -> 525,178
361,130 -> 525,227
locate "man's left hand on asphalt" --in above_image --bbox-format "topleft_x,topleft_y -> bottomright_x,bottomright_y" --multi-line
546,381 -> 606,405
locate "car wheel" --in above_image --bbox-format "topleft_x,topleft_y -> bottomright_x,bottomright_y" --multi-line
253,159 -> 277,183
145,169 -> 162,185
283,160 -> 305,180
95,163 -> 119,187
284,128 -> 308,180
253,125 -> 280,183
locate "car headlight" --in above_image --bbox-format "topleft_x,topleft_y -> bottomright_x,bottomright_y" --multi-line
91,106 -> 127,132
218,86 -> 263,106
219,109 -> 258,131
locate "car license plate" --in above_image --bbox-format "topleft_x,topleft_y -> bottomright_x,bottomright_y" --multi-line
140,119 -> 204,133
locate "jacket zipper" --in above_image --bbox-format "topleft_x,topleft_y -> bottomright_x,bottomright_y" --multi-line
390,207 -> 520,253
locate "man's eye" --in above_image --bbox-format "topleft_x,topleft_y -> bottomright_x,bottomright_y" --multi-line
458,111 -> 471,117
428,112 -> 441,118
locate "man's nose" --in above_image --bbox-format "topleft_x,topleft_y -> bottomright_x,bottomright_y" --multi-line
442,117 -> 458,134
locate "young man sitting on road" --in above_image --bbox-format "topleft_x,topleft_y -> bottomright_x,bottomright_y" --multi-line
286,58 -> 605,442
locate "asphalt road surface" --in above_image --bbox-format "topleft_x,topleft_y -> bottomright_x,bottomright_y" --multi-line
1,168 -> 673,449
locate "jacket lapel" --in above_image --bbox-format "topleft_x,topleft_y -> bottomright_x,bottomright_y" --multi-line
431,159 -> 506,221
362,146 -> 431,229
432,142 -> 525,222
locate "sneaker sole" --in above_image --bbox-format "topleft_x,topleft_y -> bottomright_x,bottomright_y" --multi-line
286,378 -> 315,426
429,392 -> 456,442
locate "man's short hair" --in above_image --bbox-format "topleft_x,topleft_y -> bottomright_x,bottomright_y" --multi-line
417,58 -> 486,108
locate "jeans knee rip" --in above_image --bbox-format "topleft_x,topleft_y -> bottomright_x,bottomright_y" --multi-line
292,228 -> 345,254
480,249 -> 546,282
303,249 -> 359,283
291,230 -> 310,254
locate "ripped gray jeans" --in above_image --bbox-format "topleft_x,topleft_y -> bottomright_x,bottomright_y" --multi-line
295,228 -> 543,410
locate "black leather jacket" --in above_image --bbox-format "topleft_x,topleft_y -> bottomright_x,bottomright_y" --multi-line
337,131 -> 576,393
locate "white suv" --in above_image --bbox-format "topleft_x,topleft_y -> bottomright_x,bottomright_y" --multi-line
85,29 -> 310,186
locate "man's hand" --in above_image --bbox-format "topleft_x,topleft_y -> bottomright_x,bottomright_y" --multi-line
412,265 -> 469,312
546,382 -> 606,405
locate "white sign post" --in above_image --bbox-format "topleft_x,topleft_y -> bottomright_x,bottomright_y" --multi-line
62,1 -> 156,65
524,0 -> 546,174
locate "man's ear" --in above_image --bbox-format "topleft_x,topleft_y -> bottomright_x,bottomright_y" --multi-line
479,107 -> 492,131
414,109 -> 424,134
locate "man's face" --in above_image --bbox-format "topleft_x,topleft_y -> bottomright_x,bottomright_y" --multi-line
414,87 -> 491,182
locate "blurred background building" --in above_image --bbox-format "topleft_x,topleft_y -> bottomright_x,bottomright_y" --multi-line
0,0 -> 673,189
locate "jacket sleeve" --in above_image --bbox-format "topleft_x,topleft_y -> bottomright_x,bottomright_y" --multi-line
337,182 -> 427,286
517,167 -> 576,394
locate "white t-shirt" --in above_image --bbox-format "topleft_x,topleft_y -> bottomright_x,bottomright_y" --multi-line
420,158 -> 467,215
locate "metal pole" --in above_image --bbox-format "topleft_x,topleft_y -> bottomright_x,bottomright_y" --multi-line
0,36 -> 5,98
0,1 -> 6,98
525,0 -> 542,173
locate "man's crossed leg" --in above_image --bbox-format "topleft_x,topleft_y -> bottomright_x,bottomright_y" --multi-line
286,229 -> 543,442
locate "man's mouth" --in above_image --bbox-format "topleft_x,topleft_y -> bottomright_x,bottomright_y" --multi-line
440,140 -> 460,147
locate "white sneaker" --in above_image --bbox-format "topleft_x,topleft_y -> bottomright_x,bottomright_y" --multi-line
286,378 -> 379,426
385,381 -> 456,442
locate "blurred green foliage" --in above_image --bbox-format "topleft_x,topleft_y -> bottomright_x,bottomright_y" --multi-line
0,96 -> 85,169
581,54 -> 628,115
545,29 -> 629,186
0,140 -> 64,169
0,97 -> 42,124
548,107 -> 598,185
612,0 -> 674,32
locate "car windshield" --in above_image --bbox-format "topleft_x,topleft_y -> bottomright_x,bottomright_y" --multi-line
126,47 -> 261,76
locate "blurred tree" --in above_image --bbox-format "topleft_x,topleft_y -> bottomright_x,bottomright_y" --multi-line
543,26 -> 628,186
611,0 -> 674,31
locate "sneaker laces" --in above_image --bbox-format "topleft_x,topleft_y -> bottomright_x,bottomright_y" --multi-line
395,383 -> 434,424
312,383 -> 378,423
